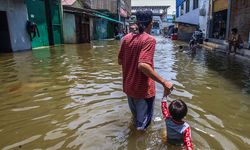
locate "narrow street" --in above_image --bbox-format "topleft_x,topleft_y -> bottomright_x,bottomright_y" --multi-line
0,37 -> 250,149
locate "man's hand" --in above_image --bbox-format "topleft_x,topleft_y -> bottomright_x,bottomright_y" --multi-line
162,81 -> 173,97
138,63 -> 174,96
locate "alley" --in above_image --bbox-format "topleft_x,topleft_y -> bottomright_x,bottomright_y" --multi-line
0,37 -> 250,149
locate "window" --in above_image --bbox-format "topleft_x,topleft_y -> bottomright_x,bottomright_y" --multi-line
180,4 -> 184,15
193,0 -> 199,9
186,0 -> 190,13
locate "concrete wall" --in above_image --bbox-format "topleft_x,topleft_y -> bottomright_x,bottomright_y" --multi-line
230,0 -> 250,43
63,12 -> 77,44
0,0 -> 31,52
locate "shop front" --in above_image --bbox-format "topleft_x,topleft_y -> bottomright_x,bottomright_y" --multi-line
210,0 -> 228,40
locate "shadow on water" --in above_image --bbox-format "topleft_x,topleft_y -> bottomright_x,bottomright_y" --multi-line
203,51 -> 250,94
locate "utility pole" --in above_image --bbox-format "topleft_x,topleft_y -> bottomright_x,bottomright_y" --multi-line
226,0 -> 232,40
117,0 -> 121,22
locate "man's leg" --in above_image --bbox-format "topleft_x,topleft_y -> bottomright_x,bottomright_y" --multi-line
133,97 -> 155,130
144,97 -> 155,129
228,42 -> 232,54
127,96 -> 136,119
233,43 -> 239,54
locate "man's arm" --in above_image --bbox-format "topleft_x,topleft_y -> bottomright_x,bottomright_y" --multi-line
138,63 -> 173,96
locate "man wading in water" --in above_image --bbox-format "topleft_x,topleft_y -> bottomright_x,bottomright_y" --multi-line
118,11 -> 173,130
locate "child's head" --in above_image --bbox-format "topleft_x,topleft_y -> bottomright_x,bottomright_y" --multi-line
169,99 -> 187,121
231,28 -> 238,34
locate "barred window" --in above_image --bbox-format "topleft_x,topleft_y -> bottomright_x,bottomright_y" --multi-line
186,0 -> 190,13
193,0 -> 199,9
180,4 -> 184,15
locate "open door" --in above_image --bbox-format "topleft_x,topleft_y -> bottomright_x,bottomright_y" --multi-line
0,11 -> 12,52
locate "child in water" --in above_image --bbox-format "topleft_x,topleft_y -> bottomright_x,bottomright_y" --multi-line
161,98 -> 193,150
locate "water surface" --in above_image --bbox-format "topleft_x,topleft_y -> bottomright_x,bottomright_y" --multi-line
0,37 -> 250,150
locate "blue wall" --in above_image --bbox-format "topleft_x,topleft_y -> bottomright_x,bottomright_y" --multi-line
176,0 -> 185,7
176,0 -> 185,17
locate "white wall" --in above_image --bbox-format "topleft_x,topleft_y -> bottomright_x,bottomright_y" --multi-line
176,0 -> 210,37
0,0 -> 31,51
176,0 -> 200,25
199,0 -> 210,37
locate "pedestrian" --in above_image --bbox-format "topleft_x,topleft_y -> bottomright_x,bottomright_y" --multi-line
228,28 -> 243,55
118,11 -> 173,130
161,98 -> 193,150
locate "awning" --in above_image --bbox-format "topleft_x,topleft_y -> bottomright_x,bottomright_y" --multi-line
63,5 -> 124,24
94,13 -> 124,24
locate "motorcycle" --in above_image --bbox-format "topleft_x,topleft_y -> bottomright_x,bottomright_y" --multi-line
189,30 -> 204,53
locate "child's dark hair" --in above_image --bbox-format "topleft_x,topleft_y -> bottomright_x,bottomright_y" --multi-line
231,28 -> 238,34
169,99 -> 188,121
135,11 -> 153,33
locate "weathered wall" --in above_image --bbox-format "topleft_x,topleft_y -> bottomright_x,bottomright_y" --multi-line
230,0 -> 250,43
0,0 -> 31,52
89,18 -> 94,40
63,13 -> 77,43
177,23 -> 197,41
90,0 -> 117,14
93,18 -> 108,39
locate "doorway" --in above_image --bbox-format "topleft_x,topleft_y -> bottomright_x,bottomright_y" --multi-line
0,11 -> 12,52
75,14 -> 90,43
210,0 -> 228,40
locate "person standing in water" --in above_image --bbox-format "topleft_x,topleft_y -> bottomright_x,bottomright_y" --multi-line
228,28 -> 242,54
118,11 -> 173,130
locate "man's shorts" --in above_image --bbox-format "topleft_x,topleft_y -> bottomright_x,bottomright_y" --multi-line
127,96 -> 155,130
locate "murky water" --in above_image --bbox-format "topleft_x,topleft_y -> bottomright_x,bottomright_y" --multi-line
0,37 -> 250,150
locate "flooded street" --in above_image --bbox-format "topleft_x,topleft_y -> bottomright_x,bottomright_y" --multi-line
1,36 -> 250,150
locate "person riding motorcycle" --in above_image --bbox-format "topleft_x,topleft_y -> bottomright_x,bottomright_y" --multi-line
189,27 -> 203,53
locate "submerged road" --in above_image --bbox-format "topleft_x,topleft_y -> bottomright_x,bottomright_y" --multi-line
0,36 -> 250,149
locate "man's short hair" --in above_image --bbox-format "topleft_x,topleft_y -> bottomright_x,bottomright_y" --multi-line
135,11 -> 153,33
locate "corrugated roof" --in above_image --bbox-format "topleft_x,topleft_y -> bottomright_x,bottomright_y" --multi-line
62,0 -> 77,5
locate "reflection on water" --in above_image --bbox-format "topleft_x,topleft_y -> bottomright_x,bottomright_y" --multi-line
0,37 -> 250,150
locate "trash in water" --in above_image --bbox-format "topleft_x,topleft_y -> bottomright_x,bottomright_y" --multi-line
93,45 -> 105,49
154,117 -> 162,122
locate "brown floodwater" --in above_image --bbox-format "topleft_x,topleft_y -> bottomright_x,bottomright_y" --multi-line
0,37 -> 250,150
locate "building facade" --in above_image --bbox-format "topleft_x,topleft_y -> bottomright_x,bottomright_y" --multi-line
63,0 -> 91,44
132,0 -> 175,15
131,5 -> 169,35
176,0 -> 210,38
89,0 -> 131,40
229,0 -> 250,44
0,0 -> 31,52
26,0 -> 63,48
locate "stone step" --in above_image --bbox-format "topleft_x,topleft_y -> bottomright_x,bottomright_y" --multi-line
202,41 -> 250,58
203,41 -> 228,50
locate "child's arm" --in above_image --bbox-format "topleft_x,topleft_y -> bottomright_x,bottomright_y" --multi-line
183,127 -> 193,150
161,101 -> 171,119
